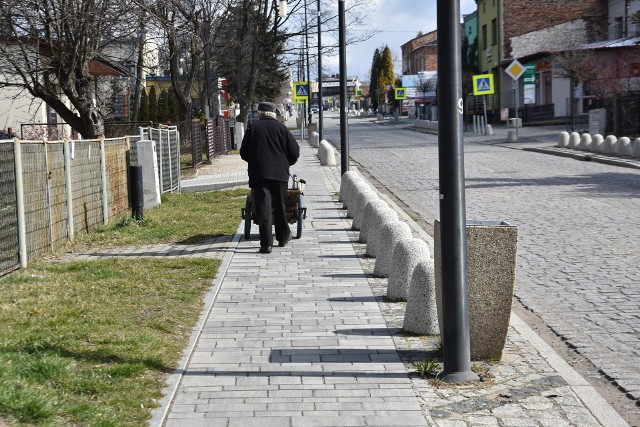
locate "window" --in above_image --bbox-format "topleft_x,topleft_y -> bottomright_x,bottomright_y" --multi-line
613,17 -> 624,38
482,24 -> 487,50
491,19 -> 497,46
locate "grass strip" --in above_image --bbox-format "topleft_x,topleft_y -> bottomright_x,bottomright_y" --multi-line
0,257 -> 219,426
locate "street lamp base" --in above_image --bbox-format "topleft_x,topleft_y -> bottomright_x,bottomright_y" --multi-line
437,370 -> 479,383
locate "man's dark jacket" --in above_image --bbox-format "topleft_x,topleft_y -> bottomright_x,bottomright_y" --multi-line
240,117 -> 300,187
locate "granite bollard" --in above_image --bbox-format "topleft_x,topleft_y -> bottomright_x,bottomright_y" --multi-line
568,132 -> 580,149
318,140 -> 336,165
591,134 -> 604,153
373,221 -> 412,278
358,199 -> 389,243
339,170 -> 362,206
403,260 -> 439,335
617,136 -> 632,156
578,133 -> 591,151
310,131 -> 319,148
346,179 -> 371,219
633,138 -> 640,158
351,189 -> 377,230
603,135 -> 617,155
365,207 -> 398,257
387,238 -> 431,302
557,131 -> 569,148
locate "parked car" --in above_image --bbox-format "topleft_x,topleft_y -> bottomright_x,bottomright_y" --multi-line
310,104 -> 319,113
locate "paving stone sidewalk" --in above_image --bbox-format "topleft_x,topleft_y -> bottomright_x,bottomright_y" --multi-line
152,140 -> 629,426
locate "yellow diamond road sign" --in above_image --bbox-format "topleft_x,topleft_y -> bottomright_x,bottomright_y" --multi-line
506,59 -> 526,80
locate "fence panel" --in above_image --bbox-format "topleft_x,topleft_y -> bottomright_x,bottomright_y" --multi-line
21,142 -> 51,260
47,142 -> 69,249
105,138 -> 130,219
0,141 -> 19,275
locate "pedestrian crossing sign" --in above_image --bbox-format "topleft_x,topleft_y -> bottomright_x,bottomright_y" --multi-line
472,74 -> 494,95
293,81 -> 310,100
394,87 -> 407,100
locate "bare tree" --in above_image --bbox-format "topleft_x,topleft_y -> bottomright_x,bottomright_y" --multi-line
0,0 -> 137,138
551,48 -> 598,131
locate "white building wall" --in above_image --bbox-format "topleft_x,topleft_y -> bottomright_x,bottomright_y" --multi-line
552,76 -> 571,117
510,20 -> 589,59
0,87 -> 47,134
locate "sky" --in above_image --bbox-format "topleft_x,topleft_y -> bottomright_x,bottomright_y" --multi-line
322,0 -> 478,82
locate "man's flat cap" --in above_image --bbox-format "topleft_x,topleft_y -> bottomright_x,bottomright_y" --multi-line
257,102 -> 277,112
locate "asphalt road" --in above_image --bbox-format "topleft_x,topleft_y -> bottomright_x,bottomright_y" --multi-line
321,111 -> 640,422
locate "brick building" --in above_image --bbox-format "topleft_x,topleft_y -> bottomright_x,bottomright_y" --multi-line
401,30 -> 438,76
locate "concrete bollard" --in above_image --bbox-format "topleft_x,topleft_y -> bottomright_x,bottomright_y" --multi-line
403,260 -> 439,335
339,170 -> 361,205
345,179 -> 370,218
603,135 -> 617,155
484,124 -> 494,136
310,131 -> 319,148
505,129 -> 517,143
617,137 -> 632,156
318,140 -> 336,165
373,221 -> 412,278
633,138 -> 640,158
557,131 -> 570,148
387,238 -> 431,302
358,199 -> 389,243
351,190 -> 377,230
578,133 -> 592,151
568,132 -> 580,149
365,207 -> 398,257
592,134 -> 604,153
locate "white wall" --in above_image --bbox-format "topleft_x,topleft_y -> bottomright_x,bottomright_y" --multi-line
0,87 -> 47,135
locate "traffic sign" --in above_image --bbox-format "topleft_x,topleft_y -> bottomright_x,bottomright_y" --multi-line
395,87 -> 407,100
293,81 -> 309,100
505,59 -> 526,80
472,74 -> 494,95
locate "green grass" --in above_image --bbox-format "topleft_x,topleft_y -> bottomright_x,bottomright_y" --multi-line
0,188 -> 248,426
0,258 -> 218,426
68,188 -> 248,249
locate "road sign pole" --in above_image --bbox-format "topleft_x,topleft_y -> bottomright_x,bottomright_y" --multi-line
515,79 -> 519,141
482,95 -> 488,132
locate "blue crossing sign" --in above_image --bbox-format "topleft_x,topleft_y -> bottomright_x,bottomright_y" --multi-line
472,74 -> 494,95
293,81 -> 309,100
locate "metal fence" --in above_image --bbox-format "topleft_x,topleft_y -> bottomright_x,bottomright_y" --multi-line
206,117 -> 234,159
590,92 -> 640,137
138,125 -> 181,194
0,137 -> 131,274
1,121 -> 230,275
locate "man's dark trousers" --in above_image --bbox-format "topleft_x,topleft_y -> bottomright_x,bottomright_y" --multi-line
253,180 -> 291,248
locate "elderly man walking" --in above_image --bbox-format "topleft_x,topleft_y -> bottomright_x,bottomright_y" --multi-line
240,102 -> 300,254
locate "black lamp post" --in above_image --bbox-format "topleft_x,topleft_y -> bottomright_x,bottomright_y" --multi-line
338,0 -> 348,175
317,0 -> 323,141
436,0 -> 478,384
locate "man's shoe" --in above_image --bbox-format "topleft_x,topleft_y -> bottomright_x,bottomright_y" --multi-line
278,234 -> 292,247
259,246 -> 272,254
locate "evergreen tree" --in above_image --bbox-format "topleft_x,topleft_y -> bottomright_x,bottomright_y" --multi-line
167,89 -> 180,123
379,46 -> 395,105
148,85 -> 158,123
369,48 -> 382,110
139,88 -> 149,122
158,89 -> 169,123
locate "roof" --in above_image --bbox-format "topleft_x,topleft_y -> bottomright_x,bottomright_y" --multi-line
581,36 -> 640,50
